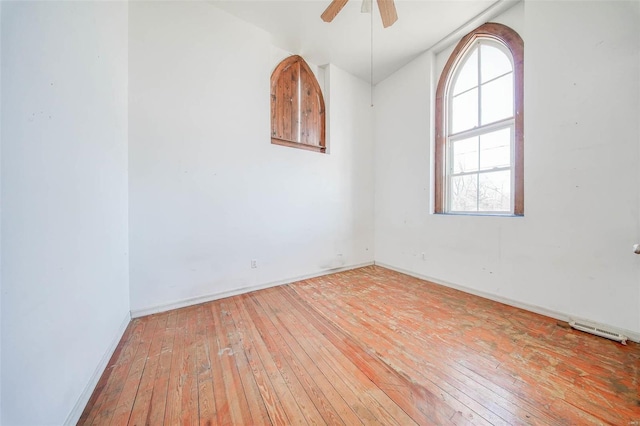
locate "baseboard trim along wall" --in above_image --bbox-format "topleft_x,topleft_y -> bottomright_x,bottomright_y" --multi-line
64,312 -> 131,425
130,261 -> 375,319
375,261 -> 640,344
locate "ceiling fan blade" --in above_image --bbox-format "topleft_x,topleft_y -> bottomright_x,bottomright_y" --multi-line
376,0 -> 398,28
321,0 -> 350,22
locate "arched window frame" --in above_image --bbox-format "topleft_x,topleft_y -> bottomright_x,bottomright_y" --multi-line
434,23 -> 524,215
270,55 -> 326,153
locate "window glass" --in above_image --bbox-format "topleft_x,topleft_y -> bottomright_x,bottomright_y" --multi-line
453,49 -> 478,96
478,171 -> 511,211
451,88 -> 478,133
479,128 -> 511,171
480,44 -> 512,83
450,175 -> 478,212
480,73 -> 513,125
452,136 -> 479,174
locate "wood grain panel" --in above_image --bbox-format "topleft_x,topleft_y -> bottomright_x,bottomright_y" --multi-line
80,266 -> 640,425
271,55 -> 326,153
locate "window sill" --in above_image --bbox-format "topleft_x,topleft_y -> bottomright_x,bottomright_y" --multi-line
272,138 -> 326,153
434,212 -> 524,217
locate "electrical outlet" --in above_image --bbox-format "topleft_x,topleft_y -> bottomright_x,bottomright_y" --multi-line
251,259 -> 258,268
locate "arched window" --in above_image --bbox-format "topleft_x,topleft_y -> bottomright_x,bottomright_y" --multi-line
434,23 -> 524,215
271,55 -> 326,153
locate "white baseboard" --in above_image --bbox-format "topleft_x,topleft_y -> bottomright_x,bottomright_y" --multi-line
130,261 -> 375,318
375,261 -> 640,344
64,312 -> 131,425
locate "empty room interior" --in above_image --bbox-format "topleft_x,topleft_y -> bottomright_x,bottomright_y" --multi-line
1,0 -> 640,424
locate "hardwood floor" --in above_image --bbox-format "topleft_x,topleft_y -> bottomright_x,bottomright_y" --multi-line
80,266 -> 640,425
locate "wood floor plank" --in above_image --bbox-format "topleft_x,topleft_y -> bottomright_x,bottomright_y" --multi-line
180,307 -> 199,426
163,308 -> 188,424
108,315 -> 160,425
126,312 -> 170,426
195,304 -> 216,426
280,284 -> 457,425
145,310 -> 178,425
203,302 -> 232,424
291,274 -> 542,425
218,298 -> 271,425
395,283 -> 635,426
251,291 -> 353,425
298,268 -> 632,423
81,266 -> 640,425
234,294 -> 308,425
258,287 -> 417,426
79,319 -> 140,425
86,317 -> 149,425
209,301 -> 254,424
290,278 -> 500,425
243,293 -> 328,425
257,288 -> 387,426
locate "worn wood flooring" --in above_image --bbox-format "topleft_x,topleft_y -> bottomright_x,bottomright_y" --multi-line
80,266 -> 640,425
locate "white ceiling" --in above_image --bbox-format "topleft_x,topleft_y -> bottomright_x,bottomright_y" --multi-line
211,0 -> 517,83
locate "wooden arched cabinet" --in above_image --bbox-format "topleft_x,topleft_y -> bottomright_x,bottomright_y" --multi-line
271,55 -> 326,153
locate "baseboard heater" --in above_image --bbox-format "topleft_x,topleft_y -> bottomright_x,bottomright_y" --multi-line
569,320 -> 628,345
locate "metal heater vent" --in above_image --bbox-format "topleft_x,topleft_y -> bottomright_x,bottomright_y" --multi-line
569,320 -> 628,345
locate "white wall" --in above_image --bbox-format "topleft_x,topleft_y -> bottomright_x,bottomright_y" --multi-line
0,1 -> 3,421
375,0 -> 640,336
129,1 -> 374,314
1,2 -> 130,424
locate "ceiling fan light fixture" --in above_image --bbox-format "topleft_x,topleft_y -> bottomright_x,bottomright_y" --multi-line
361,0 -> 372,14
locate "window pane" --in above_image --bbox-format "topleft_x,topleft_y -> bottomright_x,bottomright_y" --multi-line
480,44 -> 512,83
452,88 -> 478,133
478,170 -> 511,211
452,136 -> 478,174
480,73 -> 513,125
480,128 -> 511,171
450,174 -> 477,212
453,48 -> 478,96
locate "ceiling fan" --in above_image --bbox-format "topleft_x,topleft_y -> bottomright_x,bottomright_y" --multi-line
321,0 -> 398,28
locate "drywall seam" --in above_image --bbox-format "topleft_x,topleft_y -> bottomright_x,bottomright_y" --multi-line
375,261 -> 640,344
63,312 -> 131,426
131,261 -> 374,318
